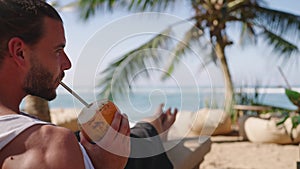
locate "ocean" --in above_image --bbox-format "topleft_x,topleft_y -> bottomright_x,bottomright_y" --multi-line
46,87 -> 298,121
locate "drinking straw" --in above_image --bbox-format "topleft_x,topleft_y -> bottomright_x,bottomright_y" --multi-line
59,81 -> 89,107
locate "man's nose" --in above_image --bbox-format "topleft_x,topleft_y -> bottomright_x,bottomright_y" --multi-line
61,51 -> 72,70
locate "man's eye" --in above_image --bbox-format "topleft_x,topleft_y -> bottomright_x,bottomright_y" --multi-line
56,50 -> 63,56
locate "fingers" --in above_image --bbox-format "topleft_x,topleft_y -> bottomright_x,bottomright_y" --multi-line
168,108 -> 178,116
114,114 -> 131,154
165,107 -> 178,115
80,109 -> 131,159
110,111 -> 122,132
79,132 -> 88,144
96,111 -> 131,157
110,111 -> 130,135
80,132 -> 95,150
173,108 -> 178,116
165,108 -> 171,115
158,103 -> 178,115
159,103 -> 164,110
98,111 -> 130,145
119,114 -> 130,137
162,106 -> 178,121
161,107 -> 178,130
155,103 -> 164,116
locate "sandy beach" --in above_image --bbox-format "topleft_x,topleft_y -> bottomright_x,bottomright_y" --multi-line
50,108 -> 300,169
199,135 -> 299,169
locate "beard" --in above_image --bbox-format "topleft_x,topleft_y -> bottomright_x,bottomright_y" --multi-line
23,59 -> 63,101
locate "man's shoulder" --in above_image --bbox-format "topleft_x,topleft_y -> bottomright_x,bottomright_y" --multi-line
1,124 -> 85,169
31,124 -> 75,141
27,124 -> 73,142
25,125 -> 82,156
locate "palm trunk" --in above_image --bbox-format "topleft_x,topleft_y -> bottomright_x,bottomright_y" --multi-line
215,42 -> 234,113
25,95 -> 51,122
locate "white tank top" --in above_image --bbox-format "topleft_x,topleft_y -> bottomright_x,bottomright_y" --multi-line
0,113 -> 94,169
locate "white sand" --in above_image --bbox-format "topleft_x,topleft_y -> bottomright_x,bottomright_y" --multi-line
199,136 -> 299,169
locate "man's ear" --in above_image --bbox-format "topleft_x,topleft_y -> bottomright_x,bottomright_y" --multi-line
8,37 -> 26,66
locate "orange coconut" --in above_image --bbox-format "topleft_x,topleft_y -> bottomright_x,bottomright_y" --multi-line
78,100 -> 117,142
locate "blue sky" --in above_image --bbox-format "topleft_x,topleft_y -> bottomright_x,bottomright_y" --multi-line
53,0 -> 300,92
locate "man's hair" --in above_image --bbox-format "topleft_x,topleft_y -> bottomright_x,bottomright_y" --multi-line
0,0 -> 62,62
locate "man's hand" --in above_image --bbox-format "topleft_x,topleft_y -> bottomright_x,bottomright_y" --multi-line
80,111 -> 131,169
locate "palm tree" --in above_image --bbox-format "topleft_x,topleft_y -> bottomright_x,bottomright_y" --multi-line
69,0 -> 300,113
24,95 -> 51,122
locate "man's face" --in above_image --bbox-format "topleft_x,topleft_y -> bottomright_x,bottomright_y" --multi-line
24,56 -> 63,101
23,17 -> 71,101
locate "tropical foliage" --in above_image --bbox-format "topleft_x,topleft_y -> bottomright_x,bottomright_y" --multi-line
57,0 -> 300,114
274,89 -> 300,141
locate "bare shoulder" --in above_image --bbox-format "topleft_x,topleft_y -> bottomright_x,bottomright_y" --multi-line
0,124 -> 85,169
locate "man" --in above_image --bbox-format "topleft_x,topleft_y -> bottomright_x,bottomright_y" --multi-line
0,1 -> 130,168
0,1 -> 176,169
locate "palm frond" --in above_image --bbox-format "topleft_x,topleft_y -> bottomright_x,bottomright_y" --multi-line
227,0 -> 266,13
49,1 -> 79,12
127,0 -> 175,11
77,0 -> 118,20
97,28 -> 173,100
161,25 -> 206,80
48,0 -> 59,7
77,0 -> 175,20
253,6 -> 300,43
239,22 -> 257,47
227,0 -> 247,12
196,48 -> 218,74
260,28 -> 299,57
